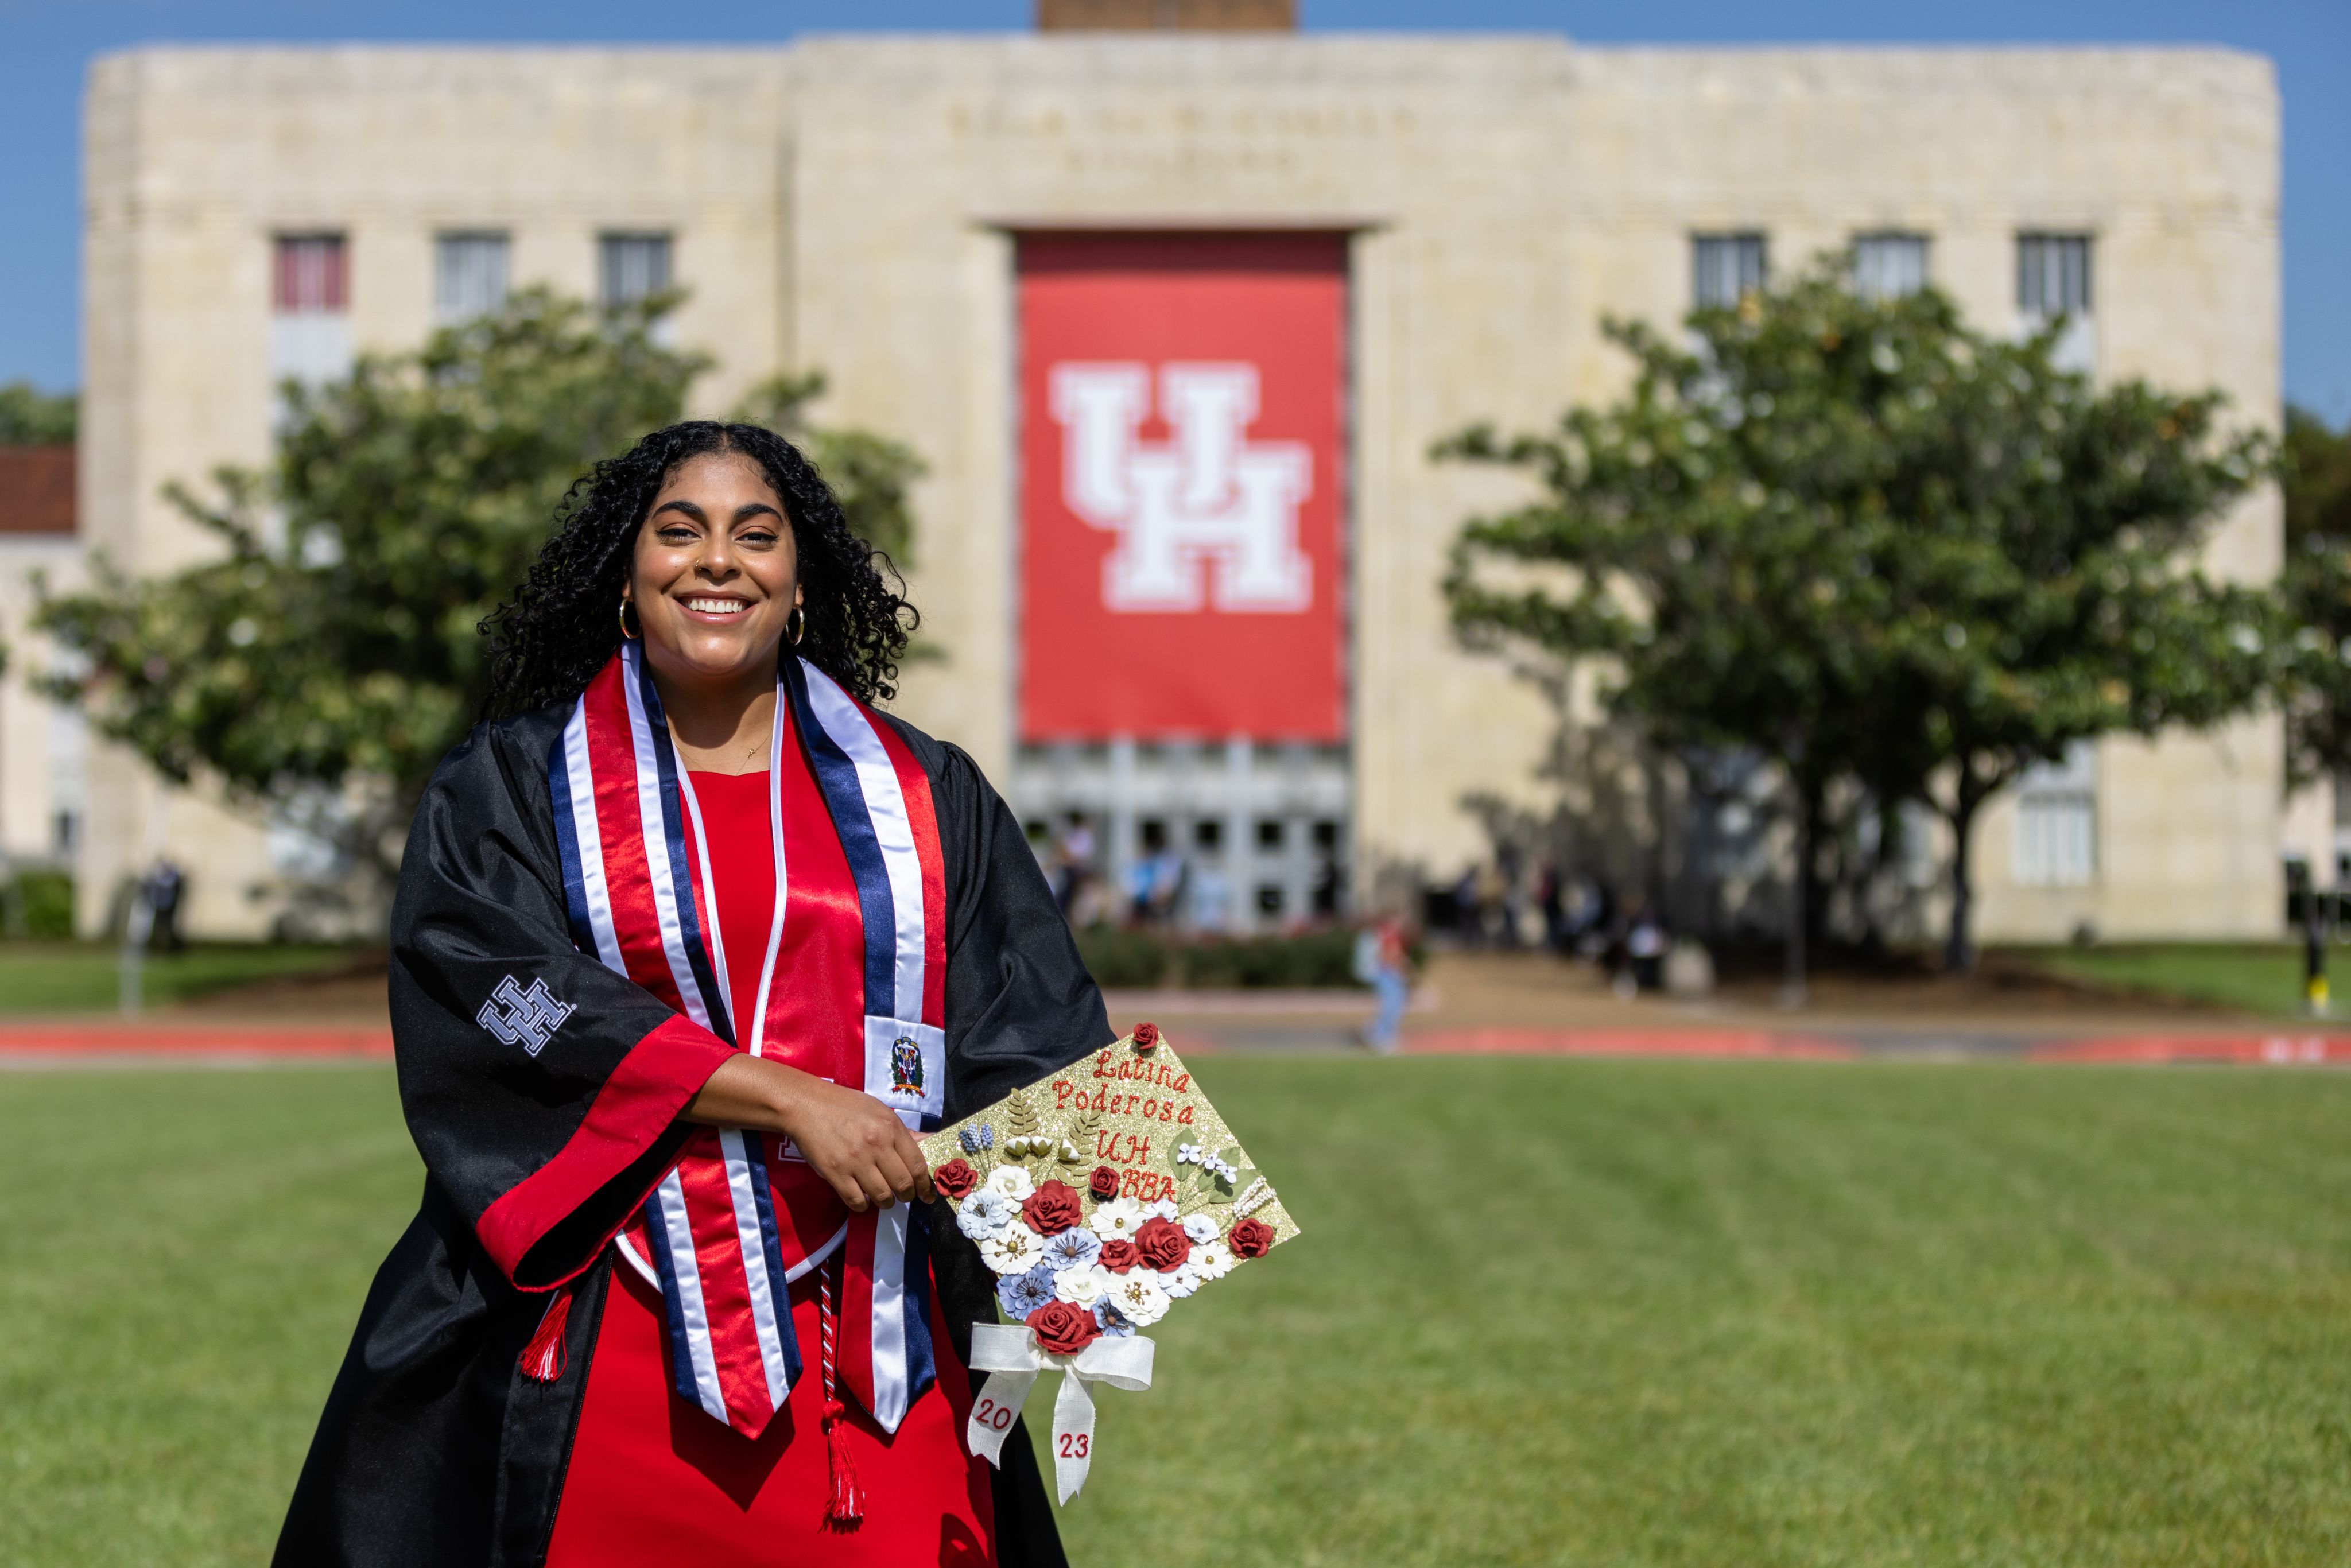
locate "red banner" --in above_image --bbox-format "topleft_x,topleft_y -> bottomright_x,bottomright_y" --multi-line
1017,233 -> 1347,742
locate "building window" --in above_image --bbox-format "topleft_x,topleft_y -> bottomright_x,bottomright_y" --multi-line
435,231 -> 510,324
270,232 -> 352,402
273,233 -> 347,313
1692,233 -> 1767,309
1851,232 -> 1930,300
2018,232 -> 2096,372
2012,742 -> 2097,888
1256,818 -> 1286,852
599,232 -> 672,308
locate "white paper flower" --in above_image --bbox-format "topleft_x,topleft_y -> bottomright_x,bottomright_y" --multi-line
1053,1264 -> 1111,1310
985,1163 -> 1035,1204
1108,1272 -> 1170,1327
1145,1198 -> 1180,1222
956,1190 -> 1017,1241
1176,1142 -> 1204,1165
1092,1197 -> 1146,1241
980,1224 -> 1047,1275
1157,1264 -> 1201,1299
1190,1240 -> 1236,1280
1181,1213 -> 1220,1245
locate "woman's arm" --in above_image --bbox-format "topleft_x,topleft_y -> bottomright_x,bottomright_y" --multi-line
685,1055 -> 937,1212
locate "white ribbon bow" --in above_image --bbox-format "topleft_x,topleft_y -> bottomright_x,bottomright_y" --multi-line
965,1322 -> 1155,1503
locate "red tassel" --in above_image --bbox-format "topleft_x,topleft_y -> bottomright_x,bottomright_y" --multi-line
518,1283 -> 573,1383
823,1399 -> 864,1526
819,1259 -> 864,1528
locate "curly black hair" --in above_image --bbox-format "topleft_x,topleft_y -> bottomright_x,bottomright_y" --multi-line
481,421 -> 915,718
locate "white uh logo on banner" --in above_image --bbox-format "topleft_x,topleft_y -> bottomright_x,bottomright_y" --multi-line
1049,362 -> 1313,613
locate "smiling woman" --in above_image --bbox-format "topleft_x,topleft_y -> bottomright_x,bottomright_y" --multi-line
274,421 -> 1111,1567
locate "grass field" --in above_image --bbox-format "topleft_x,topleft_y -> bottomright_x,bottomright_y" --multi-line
2006,942 -> 2325,1018
4,1058 -> 2350,1566
0,942 -> 362,1014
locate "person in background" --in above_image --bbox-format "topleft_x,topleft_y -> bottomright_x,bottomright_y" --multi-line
1537,859 -> 1565,953
1054,809 -> 1095,917
1626,901 -> 1668,992
1356,913 -> 1413,1054
146,855 -> 186,954
1188,856 -> 1231,933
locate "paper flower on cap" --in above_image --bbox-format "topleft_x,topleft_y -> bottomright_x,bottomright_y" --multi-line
956,1189 -> 1017,1241
997,1263 -> 1057,1319
1157,1263 -> 1201,1299
1181,1213 -> 1220,1245
1107,1272 -> 1171,1328
1190,1239 -> 1236,1280
959,1122 -> 994,1155
1042,1226 -> 1103,1272
984,1163 -> 1035,1204
1091,1196 -> 1146,1243
1145,1198 -> 1180,1223
1053,1264 -> 1112,1310
981,1224 -> 1048,1275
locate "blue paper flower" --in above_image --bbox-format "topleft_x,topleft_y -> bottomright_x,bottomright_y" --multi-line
960,1122 -> 996,1155
1042,1225 -> 1103,1272
998,1264 -> 1057,1319
1094,1301 -> 1138,1338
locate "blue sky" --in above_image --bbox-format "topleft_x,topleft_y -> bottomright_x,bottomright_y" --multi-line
3,1 -> 2345,420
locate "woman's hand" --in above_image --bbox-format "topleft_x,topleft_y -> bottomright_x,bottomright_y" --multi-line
685,1054 -> 936,1213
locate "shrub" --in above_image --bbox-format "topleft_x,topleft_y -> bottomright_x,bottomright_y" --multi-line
1074,924 -> 1368,989
1074,925 -> 1174,988
3,870 -> 75,940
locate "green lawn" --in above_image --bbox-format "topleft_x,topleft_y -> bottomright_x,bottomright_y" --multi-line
4,1058 -> 2349,1565
0,942 -> 363,1014
2005,942 -> 2323,1019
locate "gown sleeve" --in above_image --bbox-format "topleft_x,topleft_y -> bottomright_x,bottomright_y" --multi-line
920,736 -> 1117,1115
389,717 -> 738,1292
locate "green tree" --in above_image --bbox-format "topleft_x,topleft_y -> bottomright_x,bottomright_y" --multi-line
732,371 -> 925,569
1441,258 -> 2272,979
0,382 -> 76,445
2276,407 -> 2351,786
35,288 -> 924,886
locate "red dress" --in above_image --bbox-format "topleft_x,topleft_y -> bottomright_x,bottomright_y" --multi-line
543,756 -> 995,1566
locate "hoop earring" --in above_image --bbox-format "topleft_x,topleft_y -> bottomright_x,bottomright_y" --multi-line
618,596 -> 639,641
787,604 -> 805,646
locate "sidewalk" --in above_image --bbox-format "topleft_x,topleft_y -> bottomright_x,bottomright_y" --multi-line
7,948 -> 2345,1066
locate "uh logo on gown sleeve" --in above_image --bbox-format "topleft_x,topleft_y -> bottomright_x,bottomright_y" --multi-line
476,975 -> 576,1057
1049,362 -> 1313,615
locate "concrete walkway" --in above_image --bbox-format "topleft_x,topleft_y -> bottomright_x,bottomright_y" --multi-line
6,949 -> 2344,1066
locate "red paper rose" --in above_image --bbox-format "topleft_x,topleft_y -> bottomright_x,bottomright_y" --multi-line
1134,1216 -> 1192,1273
1132,1022 -> 1161,1053
1096,1239 -> 1140,1274
1228,1216 -> 1275,1259
1021,1178 -> 1084,1237
930,1158 -> 978,1202
1026,1299 -> 1101,1357
1087,1165 -> 1122,1202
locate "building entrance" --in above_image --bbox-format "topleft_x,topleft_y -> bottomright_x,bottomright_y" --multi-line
1011,232 -> 1351,934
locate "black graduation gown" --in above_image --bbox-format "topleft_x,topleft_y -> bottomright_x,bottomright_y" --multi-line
274,701 -> 1109,1567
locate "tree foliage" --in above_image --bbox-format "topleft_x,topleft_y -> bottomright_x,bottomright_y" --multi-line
35,288 -> 924,882
0,381 -> 76,445
1440,258 -> 2272,973
2276,407 -> 2351,786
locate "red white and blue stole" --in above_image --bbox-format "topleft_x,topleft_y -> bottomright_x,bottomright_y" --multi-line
546,642 -> 947,1439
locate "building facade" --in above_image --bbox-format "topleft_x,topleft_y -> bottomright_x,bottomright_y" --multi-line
42,35 -> 2290,941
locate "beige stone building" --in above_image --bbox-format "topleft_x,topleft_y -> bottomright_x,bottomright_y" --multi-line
18,30 -> 2296,942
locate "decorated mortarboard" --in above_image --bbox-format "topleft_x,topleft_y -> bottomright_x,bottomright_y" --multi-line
921,1023 -> 1299,1502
